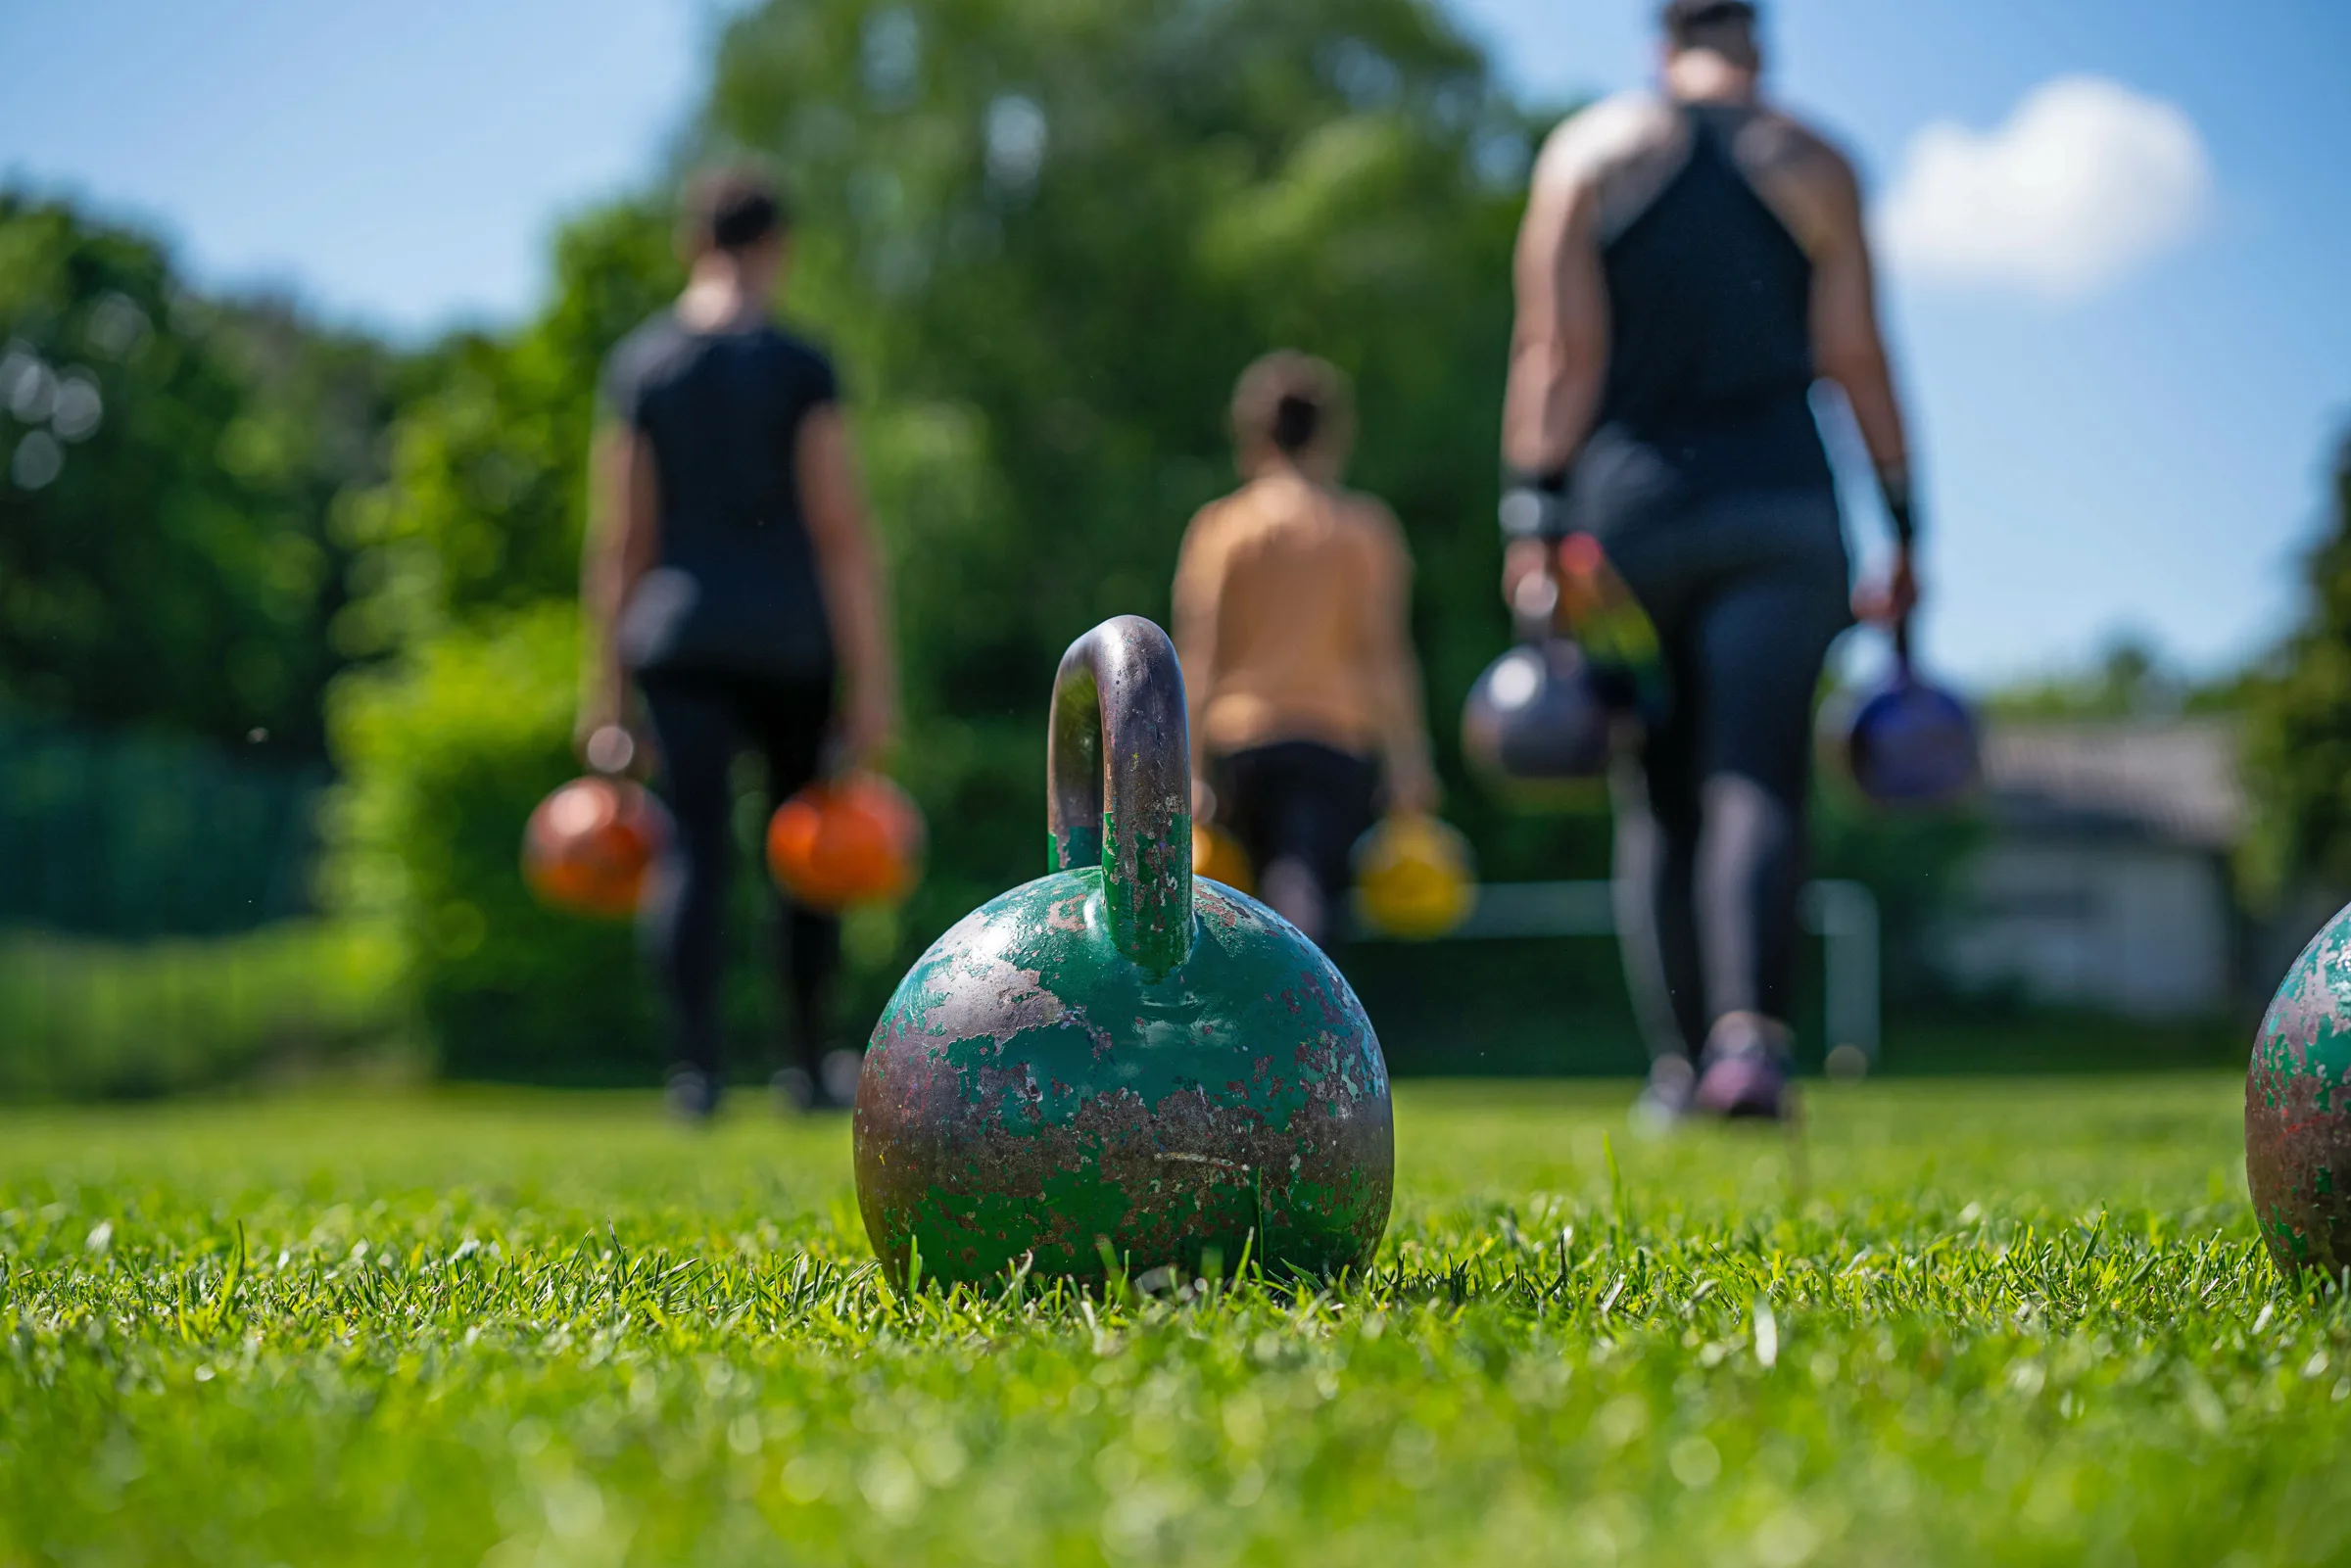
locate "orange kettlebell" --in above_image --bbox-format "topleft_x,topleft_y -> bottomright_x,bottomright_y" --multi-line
767,774 -> 926,911
522,776 -> 672,919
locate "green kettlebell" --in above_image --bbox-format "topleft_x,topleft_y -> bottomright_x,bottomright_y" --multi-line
853,615 -> 1394,1287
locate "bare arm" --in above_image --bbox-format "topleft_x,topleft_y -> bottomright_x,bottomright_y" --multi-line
577,422 -> 659,759
1499,116 -> 1626,607
1170,506 -> 1223,805
796,404 -> 899,765
1502,129 -> 1610,476
1362,503 -> 1437,814
1799,147 -> 1920,617
1806,153 -> 1910,486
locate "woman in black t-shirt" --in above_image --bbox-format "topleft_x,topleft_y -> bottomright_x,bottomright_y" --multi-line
579,168 -> 899,1118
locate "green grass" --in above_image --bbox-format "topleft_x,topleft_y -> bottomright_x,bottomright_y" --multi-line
2,1077 -> 2345,1566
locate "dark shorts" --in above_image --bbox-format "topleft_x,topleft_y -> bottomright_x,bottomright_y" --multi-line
1209,740 -> 1380,914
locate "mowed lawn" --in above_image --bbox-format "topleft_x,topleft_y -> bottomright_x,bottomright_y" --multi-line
2,1076 -> 2346,1566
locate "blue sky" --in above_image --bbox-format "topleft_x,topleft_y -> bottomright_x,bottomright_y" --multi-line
4,0 -> 2346,689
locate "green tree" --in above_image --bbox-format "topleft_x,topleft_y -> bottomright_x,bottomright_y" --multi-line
2242,437 -> 2351,900
331,202 -> 681,655
0,192 -> 394,756
324,604 -> 658,1081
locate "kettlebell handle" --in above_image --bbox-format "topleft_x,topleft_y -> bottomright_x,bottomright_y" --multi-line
1046,616 -> 1195,974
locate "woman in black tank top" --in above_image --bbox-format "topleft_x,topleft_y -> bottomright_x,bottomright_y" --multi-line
1502,10 -> 1923,1122
1566,103 -> 1836,541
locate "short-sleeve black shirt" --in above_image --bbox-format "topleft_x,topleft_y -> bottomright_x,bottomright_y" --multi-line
600,313 -> 840,681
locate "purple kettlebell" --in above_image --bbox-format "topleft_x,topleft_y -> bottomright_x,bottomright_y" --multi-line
1843,617 -> 1978,808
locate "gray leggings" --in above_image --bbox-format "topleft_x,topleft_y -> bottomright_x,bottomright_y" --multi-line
1600,491 -> 1851,1061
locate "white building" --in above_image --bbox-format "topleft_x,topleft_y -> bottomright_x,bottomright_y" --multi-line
1933,718 -> 2248,1019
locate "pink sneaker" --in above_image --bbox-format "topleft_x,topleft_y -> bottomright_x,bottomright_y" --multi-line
1695,1016 -> 1794,1121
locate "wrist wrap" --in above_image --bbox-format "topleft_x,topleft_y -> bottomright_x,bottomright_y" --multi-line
1879,468 -> 1917,546
1499,468 -> 1572,542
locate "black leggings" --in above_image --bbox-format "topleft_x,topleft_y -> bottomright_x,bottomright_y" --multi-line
1601,492 -> 1850,1061
638,669 -> 838,1080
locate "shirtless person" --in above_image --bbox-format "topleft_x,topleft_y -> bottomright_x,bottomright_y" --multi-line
1176,352 -> 1439,950
1501,0 -> 1919,1119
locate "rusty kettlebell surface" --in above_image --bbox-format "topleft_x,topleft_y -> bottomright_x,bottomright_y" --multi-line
2249,903 -> 2351,1282
852,615 -> 1394,1287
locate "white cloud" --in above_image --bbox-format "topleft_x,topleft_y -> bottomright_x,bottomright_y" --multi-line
1877,76 -> 2214,299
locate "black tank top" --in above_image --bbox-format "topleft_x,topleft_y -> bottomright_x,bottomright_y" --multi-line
1565,104 -> 1835,537
600,314 -> 840,681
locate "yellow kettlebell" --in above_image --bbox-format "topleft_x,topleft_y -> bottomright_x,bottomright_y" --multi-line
1353,813 -> 1475,939
1192,821 -> 1256,895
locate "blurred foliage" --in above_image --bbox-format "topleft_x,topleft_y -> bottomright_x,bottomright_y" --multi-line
0,191 -> 397,757
1981,634 -> 2251,722
323,604 -> 663,1082
0,922 -> 399,1100
330,205 -> 682,652
2241,437 -> 2351,903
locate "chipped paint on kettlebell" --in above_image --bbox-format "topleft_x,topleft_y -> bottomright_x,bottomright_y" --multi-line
853,867 -> 1393,1288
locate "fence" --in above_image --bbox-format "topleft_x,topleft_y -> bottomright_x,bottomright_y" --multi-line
0,715 -> 324,937
1356,879 -> 1882,1071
